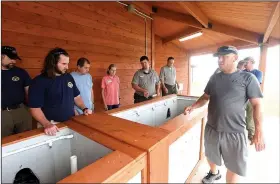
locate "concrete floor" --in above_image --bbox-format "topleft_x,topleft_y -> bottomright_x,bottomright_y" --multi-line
190,116 -> 279,183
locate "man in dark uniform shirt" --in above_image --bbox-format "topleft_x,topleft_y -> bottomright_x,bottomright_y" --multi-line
28,48 -> 92,136
1,46 -> 32,137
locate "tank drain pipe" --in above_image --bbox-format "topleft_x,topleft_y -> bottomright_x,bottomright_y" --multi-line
2,134 -> 74,158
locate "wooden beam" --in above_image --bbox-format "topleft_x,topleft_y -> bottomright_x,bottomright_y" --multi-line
263,2 -> 280,43
209,21 -> 260,44
188,40 -> 256,56
162,27 -> 201,44
189,37 -> 280,56
259,45 -> 268,91
267,37 -> 280,47
153,7 -> 261,44
152,7 -> 203,28
177,2 -> 209,28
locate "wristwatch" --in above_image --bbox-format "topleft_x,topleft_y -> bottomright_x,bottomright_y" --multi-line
82,108 -> 88,112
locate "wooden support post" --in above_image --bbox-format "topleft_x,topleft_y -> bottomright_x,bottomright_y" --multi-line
187,54 -> 192,96
151,15 -> 155,69
199,117 -> 206,160
259,44 -> 268,91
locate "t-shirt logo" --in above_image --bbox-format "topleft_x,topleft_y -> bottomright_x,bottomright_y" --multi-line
12,76 -> 20,81
68,82 -> 73,88
106,79 -> 112,84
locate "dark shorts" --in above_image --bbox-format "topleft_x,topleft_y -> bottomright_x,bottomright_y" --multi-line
204,124 -> 248,176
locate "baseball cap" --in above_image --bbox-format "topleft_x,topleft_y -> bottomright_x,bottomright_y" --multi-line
1,46 -> 22,60
213,46 -> 238,57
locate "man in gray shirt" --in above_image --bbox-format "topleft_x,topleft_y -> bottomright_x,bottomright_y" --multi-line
184,46 -> 265,183
132,56 -> 160,103
160,57 -> 179,96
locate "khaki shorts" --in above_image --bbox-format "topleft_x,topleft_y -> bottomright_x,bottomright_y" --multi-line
1,104 -> 32,138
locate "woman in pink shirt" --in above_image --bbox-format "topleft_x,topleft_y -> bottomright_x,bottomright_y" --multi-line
101,64 -> 120,111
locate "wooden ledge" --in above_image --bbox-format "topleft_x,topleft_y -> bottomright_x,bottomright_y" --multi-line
58,150 -> 144,183
72,113 -> 170,152
2,123 -> 67,147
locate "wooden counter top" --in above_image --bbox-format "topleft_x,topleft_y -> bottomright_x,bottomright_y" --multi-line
2,120 -> 147,183
58,150 -> 144,183
2,123 -> 67,147
2,120 -> 145,160
72,113 -> 170,152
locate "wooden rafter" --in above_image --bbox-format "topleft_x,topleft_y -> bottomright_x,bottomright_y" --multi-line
177,2 -> 209,28
153,7 -> 262,44
162,27 -> 202,44
189,37 -> 280,56
188,40 -> 256,56
152,7 -> 202,28
263,2 -> 280,43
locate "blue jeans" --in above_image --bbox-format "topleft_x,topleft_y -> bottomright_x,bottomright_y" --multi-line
107,104 -> 120,110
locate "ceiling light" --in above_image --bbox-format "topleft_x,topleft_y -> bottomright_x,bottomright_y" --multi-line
179,32 -> 203,42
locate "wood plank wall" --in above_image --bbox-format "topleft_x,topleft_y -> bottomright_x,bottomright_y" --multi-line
2,2 -> 152,111
155,36 -> 189,95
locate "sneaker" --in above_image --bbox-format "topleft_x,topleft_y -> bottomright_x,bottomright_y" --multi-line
202,170 -> 221,183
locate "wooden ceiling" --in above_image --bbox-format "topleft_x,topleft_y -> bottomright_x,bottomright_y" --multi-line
131,1 -> 280,54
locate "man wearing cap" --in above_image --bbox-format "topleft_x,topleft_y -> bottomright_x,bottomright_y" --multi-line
1,46 -> 32,138
184,46 -> 265,183
28,48 -> 92,136
160,57 -> 179,96
243,56 -> 263,142
132,56 -> 160,103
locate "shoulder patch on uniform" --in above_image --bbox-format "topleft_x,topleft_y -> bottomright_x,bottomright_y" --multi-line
68,81 -> 73,88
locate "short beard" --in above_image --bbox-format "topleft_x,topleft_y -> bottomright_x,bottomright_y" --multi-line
55,66 -> 66,75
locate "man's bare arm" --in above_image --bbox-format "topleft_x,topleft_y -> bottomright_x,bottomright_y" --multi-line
191,93 -> 210,109
74,95 -> 87,110
30,108 -> 52,127
249,97 -> 265,151
156,84 -> 160,96
249,98 -> 263,132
